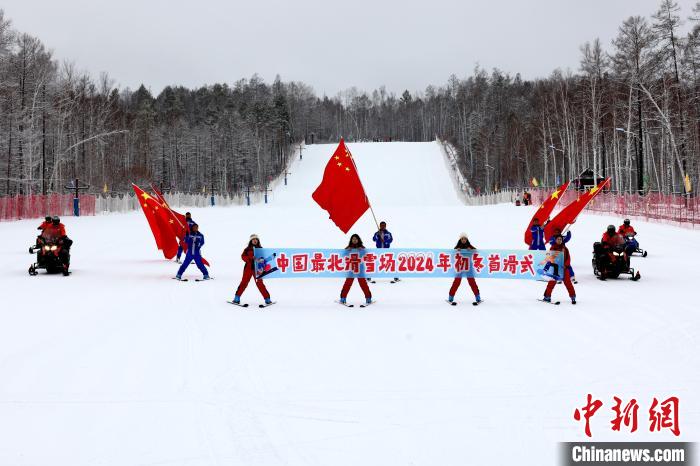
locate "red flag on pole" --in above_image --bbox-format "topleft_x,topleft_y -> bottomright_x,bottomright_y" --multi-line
132,184 -> 179,259
524,181 -> 570,246
312,139 -> 370,233
544,178 -> 611,239
149,183 -> 210,266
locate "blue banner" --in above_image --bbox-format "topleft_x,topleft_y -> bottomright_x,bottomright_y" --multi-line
254,248 -> 564,281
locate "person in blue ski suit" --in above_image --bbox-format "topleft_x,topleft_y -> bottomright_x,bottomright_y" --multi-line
175,223 -> 209,280
176,212 -> 196,263
372,221 -> 398,282
548,228 -> 576,283
529,218 -> 546,250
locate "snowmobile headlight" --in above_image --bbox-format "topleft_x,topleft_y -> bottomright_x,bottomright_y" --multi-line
44,245 -> 51,251
50,245 -> 58,251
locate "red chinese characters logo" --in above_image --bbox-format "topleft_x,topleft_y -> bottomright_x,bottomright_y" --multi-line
345,253 -> 362,274
472,253 -> 485,273
573,395 -> 680,437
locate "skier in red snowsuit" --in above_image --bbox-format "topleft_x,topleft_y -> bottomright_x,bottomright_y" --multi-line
232,234 -> 271,305
448,233 -> 481,304
543,234 -> 576,304
339,234 -> 372,305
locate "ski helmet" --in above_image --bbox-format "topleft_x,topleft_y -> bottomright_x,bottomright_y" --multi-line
45,216 -> 52,222
52,216 -> 60,225
606,225 -> 615,234
624,219 -> 631,225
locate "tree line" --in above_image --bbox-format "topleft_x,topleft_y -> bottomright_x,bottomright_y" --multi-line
1,1 -> 699,196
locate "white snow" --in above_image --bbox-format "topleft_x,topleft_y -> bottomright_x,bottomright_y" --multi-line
1,141 -> 698,465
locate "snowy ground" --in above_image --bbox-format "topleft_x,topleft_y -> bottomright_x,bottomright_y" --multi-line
1,142 -> 698,465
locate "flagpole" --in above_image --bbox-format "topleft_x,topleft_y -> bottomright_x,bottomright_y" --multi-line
345,142 -> 380,231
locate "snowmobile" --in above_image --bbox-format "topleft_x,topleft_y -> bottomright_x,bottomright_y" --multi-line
623,234 -> 647,257
29,237 -> 71,276
592,242 -> 640,281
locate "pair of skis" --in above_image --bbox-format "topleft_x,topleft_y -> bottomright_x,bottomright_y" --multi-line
336,300 -> 375,308
173,277 -> 213,282
447,300 -> 483,306
228,301 -> 276,309
368,278 -> 400,284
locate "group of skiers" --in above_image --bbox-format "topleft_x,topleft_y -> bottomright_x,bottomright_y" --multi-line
31,211 -> 641,306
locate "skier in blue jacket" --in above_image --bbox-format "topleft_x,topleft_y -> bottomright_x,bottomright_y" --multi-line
176,212 -> 196,263
371,221 -> 399,283
529,218 -> 546,251
175,223 -> 209,280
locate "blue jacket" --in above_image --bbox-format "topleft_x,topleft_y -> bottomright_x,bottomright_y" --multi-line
184,231 -> 205,256
529,225 -> 546,250
373,229 -> 393,248
548,230 -> 571,245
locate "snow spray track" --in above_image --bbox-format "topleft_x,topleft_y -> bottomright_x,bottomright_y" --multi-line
1,141 -> 699,466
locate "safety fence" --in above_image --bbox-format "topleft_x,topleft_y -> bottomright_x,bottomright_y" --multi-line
529,189 -> 700,226
0,194 -> 96,221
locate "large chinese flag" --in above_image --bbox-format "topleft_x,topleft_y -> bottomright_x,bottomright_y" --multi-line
544,178 -> 611,239
312,139 -> 370,233
524,181 -> 570,246
149,183 -> 210,266
132,184 -> 179,259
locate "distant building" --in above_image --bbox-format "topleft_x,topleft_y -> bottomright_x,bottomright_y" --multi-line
573,169 -> 606,191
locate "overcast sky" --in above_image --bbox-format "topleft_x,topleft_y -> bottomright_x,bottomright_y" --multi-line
2,0 -> 697,96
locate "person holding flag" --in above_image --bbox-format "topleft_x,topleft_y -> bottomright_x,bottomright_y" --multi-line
370,221 -> 399,283
174,223 -> 210,281
176,212 -> 196,263
529,218 -> 546,250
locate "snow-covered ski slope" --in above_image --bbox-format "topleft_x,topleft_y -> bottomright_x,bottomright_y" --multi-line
1,141 -> 698,466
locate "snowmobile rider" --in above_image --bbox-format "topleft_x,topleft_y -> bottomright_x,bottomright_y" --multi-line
175,223 -> 209,280
40,216 -> 72,273
618,218 -> 636,237
618,219 -> 640,256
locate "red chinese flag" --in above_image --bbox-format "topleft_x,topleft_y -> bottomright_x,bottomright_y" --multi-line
524,181 -> 570,246
149,183 -> 210,266
312,139 -> 370,233
133,184 -> 164,250
544,178 -> 611,239
133,184 -> 179,259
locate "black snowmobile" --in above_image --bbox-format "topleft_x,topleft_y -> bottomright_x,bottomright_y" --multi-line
29,236 -> 72,276
592,242 -> 640,281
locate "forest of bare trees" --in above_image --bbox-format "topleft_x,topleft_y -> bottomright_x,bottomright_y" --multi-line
2,1 -> 700,196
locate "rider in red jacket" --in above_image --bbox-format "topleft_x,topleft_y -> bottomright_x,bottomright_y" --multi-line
601,225 -> 624,249
618,219 -> 636,236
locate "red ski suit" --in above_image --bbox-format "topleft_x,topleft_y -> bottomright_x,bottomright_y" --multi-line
340,246 -> 372,299
449,242 -> 480,299
544,242 -> 575,298
235,246 -> 270,299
